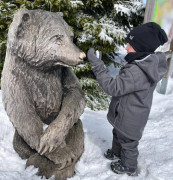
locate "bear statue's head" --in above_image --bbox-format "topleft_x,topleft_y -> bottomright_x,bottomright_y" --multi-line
7,8 -> 86,70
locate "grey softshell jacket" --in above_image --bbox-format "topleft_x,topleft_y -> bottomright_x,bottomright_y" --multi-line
92,52 -> 167,140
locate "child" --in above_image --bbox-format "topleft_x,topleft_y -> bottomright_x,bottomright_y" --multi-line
87,22 -> 168,176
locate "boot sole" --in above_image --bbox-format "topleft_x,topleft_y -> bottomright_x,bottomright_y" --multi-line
104,154 -> 120,161
111,165 -> 138,176
112,169 -> 138,176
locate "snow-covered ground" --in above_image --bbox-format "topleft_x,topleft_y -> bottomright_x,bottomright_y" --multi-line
0,79 -> 173,180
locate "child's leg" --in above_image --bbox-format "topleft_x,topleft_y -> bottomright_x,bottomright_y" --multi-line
112,128 -> 121,156
104,128 -> 121,160
117,131 -> 139,169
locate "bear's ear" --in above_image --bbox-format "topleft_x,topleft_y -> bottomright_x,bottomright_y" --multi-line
57,12 -> 63,17
16,9 -> 31,38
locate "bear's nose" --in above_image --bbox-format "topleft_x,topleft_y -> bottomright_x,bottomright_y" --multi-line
79,52 -> 86,60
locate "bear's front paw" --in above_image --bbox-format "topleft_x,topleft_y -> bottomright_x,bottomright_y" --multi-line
38,127 -> 64,155
56,148 -> 76,170
47,146 -> 76,170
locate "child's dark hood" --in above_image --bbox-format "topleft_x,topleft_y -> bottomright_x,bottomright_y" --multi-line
133,52 -> 167,83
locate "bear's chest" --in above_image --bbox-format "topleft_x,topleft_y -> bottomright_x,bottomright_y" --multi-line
30,68 -> 63,124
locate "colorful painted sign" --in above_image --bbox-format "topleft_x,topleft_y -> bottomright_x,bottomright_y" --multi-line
153,0 -> 173,51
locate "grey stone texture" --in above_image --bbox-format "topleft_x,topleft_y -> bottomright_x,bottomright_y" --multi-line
1,8 -> 86,179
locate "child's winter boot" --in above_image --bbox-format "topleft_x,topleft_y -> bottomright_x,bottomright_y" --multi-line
111,160 -> 137,176
104,149 -> 120,160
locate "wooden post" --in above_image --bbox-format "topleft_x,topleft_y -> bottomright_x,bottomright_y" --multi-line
143,0 -> 173,94
160,39 -> 173,94
159,59 -> 171,94
143,0 -> 156,23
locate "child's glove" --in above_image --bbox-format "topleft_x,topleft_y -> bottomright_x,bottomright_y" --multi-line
87,48 -> 103,67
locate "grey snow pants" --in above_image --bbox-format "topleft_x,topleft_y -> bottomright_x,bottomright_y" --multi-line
112,128 -> 139,169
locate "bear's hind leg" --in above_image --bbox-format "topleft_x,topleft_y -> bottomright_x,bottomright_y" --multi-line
25,119 -> 84,179
26,153 -> 76,180
13,130 -> 36,159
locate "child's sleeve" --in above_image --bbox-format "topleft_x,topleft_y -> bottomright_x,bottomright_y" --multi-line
92,62 -> 135,96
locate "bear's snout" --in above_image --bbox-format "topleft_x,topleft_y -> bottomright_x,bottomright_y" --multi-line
79,52 -> 86,60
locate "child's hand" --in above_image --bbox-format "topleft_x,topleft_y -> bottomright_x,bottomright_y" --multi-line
87,48 -> 102,67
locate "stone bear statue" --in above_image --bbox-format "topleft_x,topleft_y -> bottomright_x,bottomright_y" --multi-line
1,8 -> 86,180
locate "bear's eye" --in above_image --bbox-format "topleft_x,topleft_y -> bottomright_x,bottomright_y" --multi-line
22,13 -> 30,22
54,35 -> 63,45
